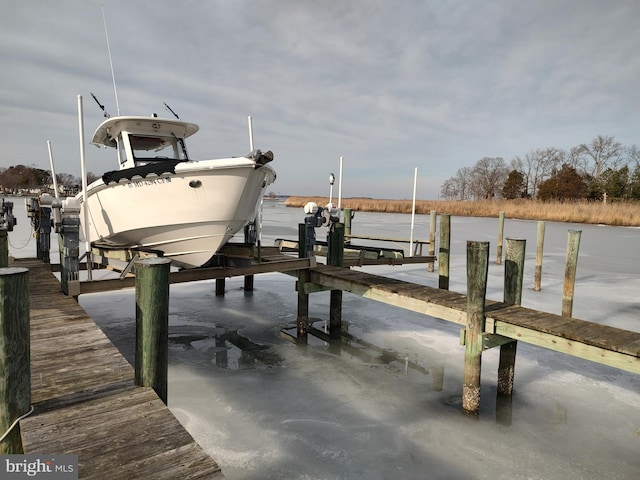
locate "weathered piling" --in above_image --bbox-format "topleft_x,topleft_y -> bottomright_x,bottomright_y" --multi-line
438,214 -> 450,290
533,221 -> 545,291
135,258 -> 171,404
463,241 -> 489,415
297,224 -> 310,343
216,278 -> 226,296
0,267 -> 30,454
327,223 -> 344,337
496,211 -> 505,265
498,238 -> 526,397
428,210 -> 437,272
343,208 -> 353,245
562,230 -> 582,317
243,223 -> 255,291
0,231 -> 7,268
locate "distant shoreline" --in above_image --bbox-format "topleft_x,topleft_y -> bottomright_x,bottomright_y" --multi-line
282,196 -> 640,227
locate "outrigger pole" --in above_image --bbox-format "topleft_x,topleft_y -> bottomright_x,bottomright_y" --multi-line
101,5 -> 120,116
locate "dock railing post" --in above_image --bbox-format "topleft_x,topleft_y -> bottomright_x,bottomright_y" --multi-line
428,210 -> 437,271
135,258 -> 171,404
533,221 -> 545,291
0,231 -> 8,268
438,214 -> 450,290
328,223 -> 344,337
0,267 -> 30,454
463,241 -> 489,415
496,211 -> 505,265
562,230 -> 581,317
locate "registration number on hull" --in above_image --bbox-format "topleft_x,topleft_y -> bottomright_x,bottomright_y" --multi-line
127,176 -> 172,188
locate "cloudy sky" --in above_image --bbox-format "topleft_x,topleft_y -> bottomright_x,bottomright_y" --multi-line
2,1 -> 639,199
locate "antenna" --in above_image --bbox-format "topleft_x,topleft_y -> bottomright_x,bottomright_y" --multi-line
164,102 -> 180,119
90,92 -> 110,118
101,5 -> 120,115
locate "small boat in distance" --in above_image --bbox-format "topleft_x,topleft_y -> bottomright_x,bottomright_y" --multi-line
78,114 -> 276,268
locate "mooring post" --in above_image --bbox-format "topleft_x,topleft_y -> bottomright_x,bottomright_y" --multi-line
438,214 -> 450,290
0,231 -> 8,268
463,241 -> 489,415
533,221 -> 545,291
0,267 -> 30,454
496,211 -> 505,265
562,230 -> 582,317
243,222 -> 255,291
343,208 -> 353,245
296,223 -> 310,344
328,223 -> 344,337
215,278 -> 226,296
135,257 -> 171,404
428,210 -> 437,272
498,238 -> 526,396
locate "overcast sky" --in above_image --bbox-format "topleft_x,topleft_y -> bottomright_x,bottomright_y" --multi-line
2,1 -> 639,199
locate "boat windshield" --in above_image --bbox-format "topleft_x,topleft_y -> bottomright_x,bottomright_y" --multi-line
129,134 -> 188,164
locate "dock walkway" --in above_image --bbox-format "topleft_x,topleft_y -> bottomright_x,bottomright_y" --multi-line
16,259 -> 224,479
309,265 -> 640,374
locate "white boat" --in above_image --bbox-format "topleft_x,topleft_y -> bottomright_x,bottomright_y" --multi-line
77,115 -> 276,269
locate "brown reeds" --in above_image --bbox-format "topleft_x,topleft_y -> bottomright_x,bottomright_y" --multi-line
284,197 -> 640,227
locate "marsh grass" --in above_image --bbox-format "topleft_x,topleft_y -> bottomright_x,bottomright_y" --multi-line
284,197 -> 640,227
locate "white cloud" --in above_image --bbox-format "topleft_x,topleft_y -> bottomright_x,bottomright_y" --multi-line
1,0 -> 639,198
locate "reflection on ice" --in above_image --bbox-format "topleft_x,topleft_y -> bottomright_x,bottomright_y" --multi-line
169,326 -> 283,370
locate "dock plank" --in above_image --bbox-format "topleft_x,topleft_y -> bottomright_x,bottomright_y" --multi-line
310,264 -> 640,374
15,259 -> 224,479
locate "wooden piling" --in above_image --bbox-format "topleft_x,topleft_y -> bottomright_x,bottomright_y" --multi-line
0,231 -> 8,268
496,211 -> 505,265
216,278 -> 226,296
533,221 -> 545,291
343,208 -> 353,245
328,223 -> 344,337
297,224 -> 309,343
562,230 -> 582,317
134,258 -> 171,404
463,241 -> 489,415
428,210 -> 437,272
498,238 -> 525,397
243,223 -> 255,291
0,267 -> 30,454
438,214 -> 450,290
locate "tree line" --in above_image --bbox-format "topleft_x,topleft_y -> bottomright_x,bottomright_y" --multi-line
440,135 -> 640,201
0,165 -> 99,195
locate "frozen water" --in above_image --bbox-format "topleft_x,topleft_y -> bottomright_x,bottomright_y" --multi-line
5,198 -> 640,479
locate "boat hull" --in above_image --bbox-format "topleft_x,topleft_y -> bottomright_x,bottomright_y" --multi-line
79,162 -> 275,268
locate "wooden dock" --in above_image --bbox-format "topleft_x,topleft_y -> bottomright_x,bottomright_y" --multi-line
306,265 -> 640,374
16,259 -> 224,479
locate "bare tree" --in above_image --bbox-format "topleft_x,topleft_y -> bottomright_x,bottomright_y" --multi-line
512,149 -> 562,199
469,157 -> 509,199
440,166 -> 473,200
576,135 -> 622,181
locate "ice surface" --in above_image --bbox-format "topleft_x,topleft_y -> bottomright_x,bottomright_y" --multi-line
5,198 -> 640,479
